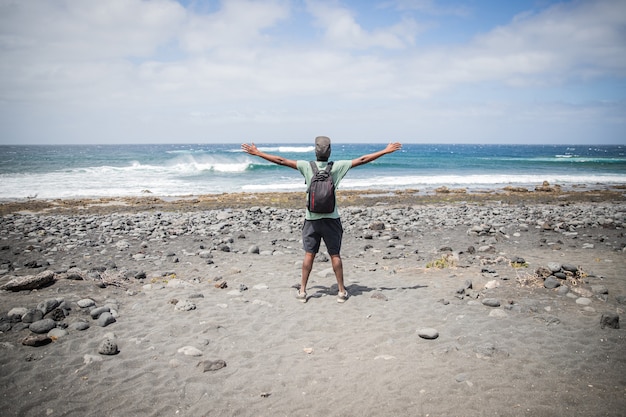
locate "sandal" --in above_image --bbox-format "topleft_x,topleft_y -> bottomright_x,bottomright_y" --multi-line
337,290 -> 350,303
296,291 -> 307,303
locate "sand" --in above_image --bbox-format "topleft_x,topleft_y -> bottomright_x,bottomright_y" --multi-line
0,189 -> 625,417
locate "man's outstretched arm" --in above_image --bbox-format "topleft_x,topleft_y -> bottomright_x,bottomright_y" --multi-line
241,143 -> 298,169
351,142 -> 402,168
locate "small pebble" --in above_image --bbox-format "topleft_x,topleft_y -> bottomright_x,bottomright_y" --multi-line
197,359 -> 227,372
418,328 -> 439,340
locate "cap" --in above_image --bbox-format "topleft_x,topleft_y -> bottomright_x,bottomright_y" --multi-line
315,136 -> 331,161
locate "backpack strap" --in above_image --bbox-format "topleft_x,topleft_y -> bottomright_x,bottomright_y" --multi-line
309,161 -> 334,174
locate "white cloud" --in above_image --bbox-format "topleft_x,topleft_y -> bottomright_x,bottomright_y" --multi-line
0,0 -> 623,144
0,0 -> 185,59
306,0 -> 418,49
179,0 -> 290,52
391,0 -> 626,99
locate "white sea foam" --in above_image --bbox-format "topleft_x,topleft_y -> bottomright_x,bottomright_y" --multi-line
341,173 -> 626,190
1,169 -> 625,200
257,146 -> 315,153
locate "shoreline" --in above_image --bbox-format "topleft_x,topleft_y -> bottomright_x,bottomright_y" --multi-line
1,184 -> 625,216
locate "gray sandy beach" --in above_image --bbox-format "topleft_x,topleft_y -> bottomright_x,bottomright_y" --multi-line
1,189 -> 625,416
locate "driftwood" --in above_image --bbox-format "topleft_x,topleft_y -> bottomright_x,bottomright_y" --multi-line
0,270 -> 55,292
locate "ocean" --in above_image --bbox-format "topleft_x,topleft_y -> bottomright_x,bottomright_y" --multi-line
0,143 -> 625,200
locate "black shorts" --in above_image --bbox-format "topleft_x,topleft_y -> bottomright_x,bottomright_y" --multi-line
302,218 -> 343,256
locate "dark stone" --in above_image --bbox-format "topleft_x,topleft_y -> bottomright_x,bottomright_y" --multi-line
562,264 -> 579,273
96,312 -> 116,327
554,272 -> 567,279
22,335 -> 52,347
482,298 -> 501,308
29,318 -> 56,334
510,256 -> 526,264
600,313 -> 619,329
37,299 -> 60,315
90,306 -> 110,319
22,309 -> 44,323
544,276 -> 561,289
47,308 -> 66,321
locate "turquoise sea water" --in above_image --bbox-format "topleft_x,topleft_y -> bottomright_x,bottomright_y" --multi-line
0,143 -> 624,200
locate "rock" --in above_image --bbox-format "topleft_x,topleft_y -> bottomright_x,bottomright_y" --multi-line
77,299 -> 96,308
482,298 -> 501,308
178,346 -> 203,356
22,309 -> 43,323
198,359 -> 227,372
96,312 -> 116,327
370,291 -> 388,301
7,307 -> 29,321
22,335 -> 52,347
1,270 -> 55,291
48,308 -> 66,321
70,320 -> 90,331
98,338 -> 119,355
484,280 -> 500,290
600,312 -> 619,329
418,328 -> 439,340
547,262 -> 561,273
369,221 -> 385,231
576,297 -> 592,306
477,245 -> 495,253
175,300 -> 196,311
29,319 -> 56,334
562,264 -> 578,273
90,306 -> 110,319
247,245 -> 260,254
544,276 -> 561,289
48,328 -> 68,339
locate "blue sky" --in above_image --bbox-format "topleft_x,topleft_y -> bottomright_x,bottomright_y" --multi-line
0,0 -> 624,144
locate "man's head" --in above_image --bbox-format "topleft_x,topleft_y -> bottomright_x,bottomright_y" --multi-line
315,136 -> 331,161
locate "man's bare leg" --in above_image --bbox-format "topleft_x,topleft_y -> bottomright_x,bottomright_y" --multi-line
331,254 -> 346,294
300,252 -> 315,295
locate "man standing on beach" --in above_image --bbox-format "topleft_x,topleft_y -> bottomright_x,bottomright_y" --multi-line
241,137 -> 402,303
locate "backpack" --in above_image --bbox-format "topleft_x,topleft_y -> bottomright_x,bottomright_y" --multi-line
307,161 -> 335,213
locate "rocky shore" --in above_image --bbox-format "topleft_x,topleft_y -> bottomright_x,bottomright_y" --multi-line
1,190 -> 625,416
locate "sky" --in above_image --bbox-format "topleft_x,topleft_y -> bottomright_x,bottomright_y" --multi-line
0,0 -> 624,145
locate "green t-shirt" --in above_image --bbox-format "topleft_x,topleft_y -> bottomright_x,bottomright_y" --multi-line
296,160 -> 352,220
